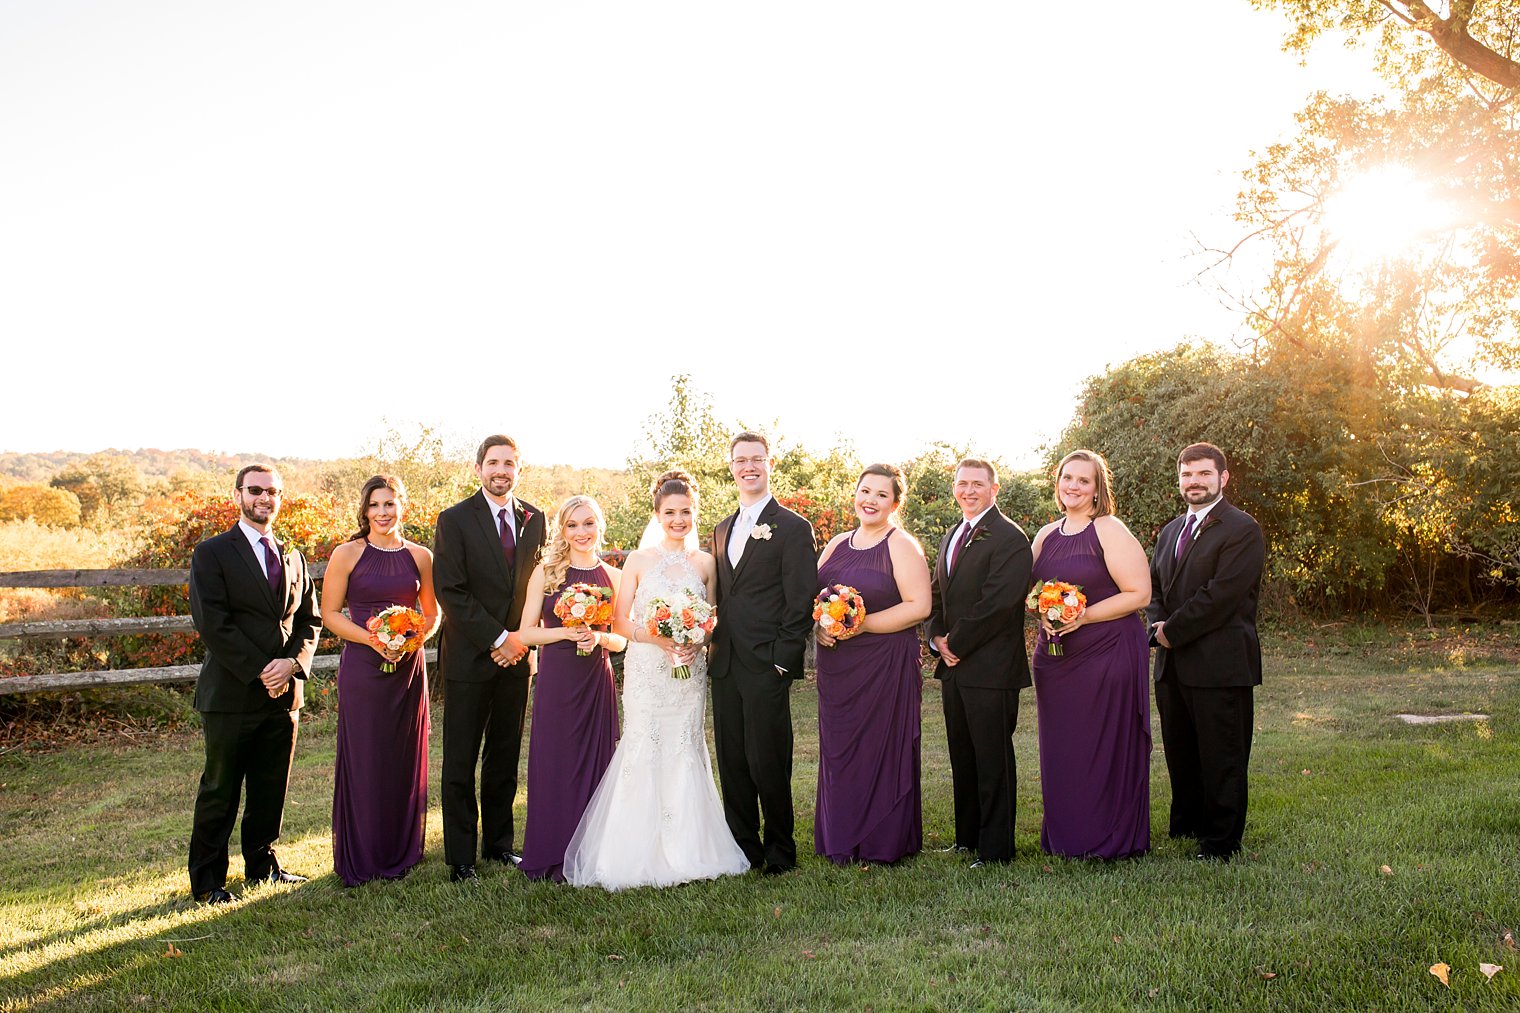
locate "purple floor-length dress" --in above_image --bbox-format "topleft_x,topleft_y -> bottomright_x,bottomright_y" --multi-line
1032,520 -> 1150,859
333,542 -> 429,886
814,528 -> 923,865
520,563 -> 619,882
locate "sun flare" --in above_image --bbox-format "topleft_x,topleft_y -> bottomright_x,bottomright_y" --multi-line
1319,165 -> 1456,271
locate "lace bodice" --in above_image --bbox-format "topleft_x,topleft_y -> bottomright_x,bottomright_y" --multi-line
630,547 -> 708,621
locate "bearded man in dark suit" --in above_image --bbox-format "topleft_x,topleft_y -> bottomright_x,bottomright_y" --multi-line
927,458 -> 1032,866
187,464 -> 321,903
434,435 -> 547,882
1148,442 -> 1265,861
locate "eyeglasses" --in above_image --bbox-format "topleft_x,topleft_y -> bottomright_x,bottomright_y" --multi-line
240,485 -> 283,498
731,456 -> 769,467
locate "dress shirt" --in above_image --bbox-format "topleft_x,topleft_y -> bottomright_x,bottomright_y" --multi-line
237,520 -> 278,581
1177,498 -> 1221,557
728,493 -> 774,565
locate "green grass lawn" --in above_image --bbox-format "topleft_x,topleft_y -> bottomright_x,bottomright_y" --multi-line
2,632 -> 1518,1011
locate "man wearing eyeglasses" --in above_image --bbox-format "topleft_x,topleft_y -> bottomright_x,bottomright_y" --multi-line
186,464 -> 321,904
710,432 -> 818,874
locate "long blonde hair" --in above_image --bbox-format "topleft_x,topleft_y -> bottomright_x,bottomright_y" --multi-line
542,495 -> 606,593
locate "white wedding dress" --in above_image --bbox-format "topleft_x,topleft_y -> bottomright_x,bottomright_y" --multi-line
563,548 -> 750,890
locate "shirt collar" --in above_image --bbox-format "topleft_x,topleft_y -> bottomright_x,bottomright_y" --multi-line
480,488 -> 516,516
960,507 -> 993,532
238,519 -> 273,549
739,494 -> 773,523
1187,498 -> 1222,525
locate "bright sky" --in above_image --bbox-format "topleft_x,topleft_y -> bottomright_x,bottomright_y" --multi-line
0,1 -> 1373,469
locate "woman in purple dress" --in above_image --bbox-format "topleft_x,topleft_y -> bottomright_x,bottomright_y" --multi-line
321,475 -> 440,886
515,496 -> 625,882
812,463 -> 932,865
1029,449 -> 1152,860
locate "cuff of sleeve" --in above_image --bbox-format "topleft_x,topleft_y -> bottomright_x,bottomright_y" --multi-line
492,631 -> 508,649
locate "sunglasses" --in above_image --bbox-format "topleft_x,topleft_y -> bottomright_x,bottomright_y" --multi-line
240,485 -> 284,498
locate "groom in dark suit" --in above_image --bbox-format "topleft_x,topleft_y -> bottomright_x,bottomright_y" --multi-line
710,432 -> 817,874
187,464 -> 321,903
434,435 -> 547,882
927,458 -> 1032,866
1148,442 -> 1265,861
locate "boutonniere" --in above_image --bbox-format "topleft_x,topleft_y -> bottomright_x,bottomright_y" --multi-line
967,527 -> 989,545
751,523 -> 773,541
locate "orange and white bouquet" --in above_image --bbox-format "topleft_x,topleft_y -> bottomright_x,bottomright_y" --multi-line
1026,580 -> 1087,655
553,582 -> 615,656
643,591 -> 717,679
813,584 -> 866,642
366,605 -> 427,672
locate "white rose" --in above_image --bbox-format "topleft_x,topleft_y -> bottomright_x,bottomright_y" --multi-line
689,629 -> 705,644
1046,606 -> 1062,621
570,603 -> 588,619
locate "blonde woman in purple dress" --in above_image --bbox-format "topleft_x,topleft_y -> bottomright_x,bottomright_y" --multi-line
1029,449 -> 1152,860
515,496 -> 625,882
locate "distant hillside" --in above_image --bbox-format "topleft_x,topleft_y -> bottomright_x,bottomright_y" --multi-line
0,449 -> 328,484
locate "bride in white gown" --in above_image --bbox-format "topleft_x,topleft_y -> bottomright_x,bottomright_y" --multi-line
563,470 -> 750,890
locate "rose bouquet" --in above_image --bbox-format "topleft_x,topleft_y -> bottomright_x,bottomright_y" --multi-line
644,591 -> 717,679
1025,580 -> 1087,655
366,605 -> 427,672
813,584 -> 866,642
553,582 -> 615,655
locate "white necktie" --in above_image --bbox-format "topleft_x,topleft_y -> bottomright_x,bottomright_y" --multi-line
729,511 -> 753,565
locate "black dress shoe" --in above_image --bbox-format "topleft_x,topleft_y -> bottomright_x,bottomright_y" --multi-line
489,851 -> 523,867
969,857 -> 1009,869
258,868 -> 308,885
450,864 -> 479,882
936,844 -> 971,854
761,862 -> 793,876
195,887 -> 235,904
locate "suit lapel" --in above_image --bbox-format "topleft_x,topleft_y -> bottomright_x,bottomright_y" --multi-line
231,529 -> 280,612
715,512 -> 737,576
731,499 -> 779,583
937,525 -> 957,587
1160,514 -> 1186,594
473,493 -> 513,585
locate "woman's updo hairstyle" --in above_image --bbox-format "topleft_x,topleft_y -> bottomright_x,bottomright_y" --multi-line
651,469 -> 699,511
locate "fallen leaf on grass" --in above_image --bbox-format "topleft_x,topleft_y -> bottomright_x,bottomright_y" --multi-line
1147,988 -> 1159,999
1301,769 -> 1312,775
1256,967 -> 1276,979
301,926 -> 314,938
1430,963 -> 1450,987
773,906 -> 782,918
1504,931 -> 1516,950
1379,865 -> 1394,877
1041,865 -> 1054,874
1480,963 -> 1503,980
606,954 -> 624,962
162,943 -> 183,958
1112,935 -> 1123,944
801,949 -> 817,959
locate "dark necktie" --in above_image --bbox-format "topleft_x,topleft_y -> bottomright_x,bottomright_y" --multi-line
259,536 -> 284,595
950,521 -> 975,571
1174,513 -> 1197,560
499,507 -> 516,570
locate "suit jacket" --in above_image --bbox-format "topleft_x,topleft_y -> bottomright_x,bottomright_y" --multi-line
1147,498 -> 1265,688
927,508 -> 1032,691
710,497 -> 818,679
433,490 -> 546,683
188,527 -> 321,713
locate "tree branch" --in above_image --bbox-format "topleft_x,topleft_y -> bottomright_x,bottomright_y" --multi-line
1400,1 -> 1520,89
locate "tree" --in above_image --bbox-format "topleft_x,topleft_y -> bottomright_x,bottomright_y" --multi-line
1211,2 -> 1520,394
49,455 -> 146,522
0,483 -> 83,527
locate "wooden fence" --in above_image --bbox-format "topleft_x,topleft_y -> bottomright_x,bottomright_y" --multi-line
0,563 -> 408,695
1,551 -> 633,696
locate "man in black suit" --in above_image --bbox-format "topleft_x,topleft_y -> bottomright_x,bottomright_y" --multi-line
187,464 -> 321,903
1148,442 -> 1265,861
927,458 -> 1032,866
710,431 -> 817,874
434,435 -> 547,882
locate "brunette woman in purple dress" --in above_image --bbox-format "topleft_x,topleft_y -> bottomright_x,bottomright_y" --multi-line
812,463 -> 932,865
1029,449 -> 1153,860
321,475 -> 440,886
515,496 -> 625,882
